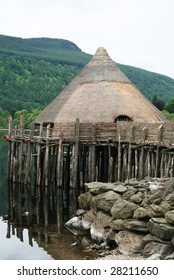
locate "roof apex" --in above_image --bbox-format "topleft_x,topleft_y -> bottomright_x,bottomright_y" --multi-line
95,47 -> 109,56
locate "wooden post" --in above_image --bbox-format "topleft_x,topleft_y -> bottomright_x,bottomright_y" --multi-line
155,125 -> 163,177
36,124 -> 43,225
69,119 -> 80,217
91,125 -> 96,182
56,134 -> 63,233
147,149 -> 151,177
160,151 -> 164,177
118,133 -> 122,181
18,114 -> 24,184
108,145 -> 113,182
44,124 -> 50,228
44,124 -> 50,186
139,146 -> 144,179
122,146 -> 127,182
7,116 -> 12,181
127,127 -> 133,181
135,149 -> 138,179
24,123 -> 34,226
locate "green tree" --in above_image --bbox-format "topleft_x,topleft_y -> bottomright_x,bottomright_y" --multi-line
165,98 -> 174,113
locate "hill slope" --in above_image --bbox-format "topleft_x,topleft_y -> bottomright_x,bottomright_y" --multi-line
0,34 -> 91,66
0,34 -> 174,116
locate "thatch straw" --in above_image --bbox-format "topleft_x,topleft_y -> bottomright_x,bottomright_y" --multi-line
34,47 -> 166,125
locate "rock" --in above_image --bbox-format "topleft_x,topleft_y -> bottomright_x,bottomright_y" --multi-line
90,222 -> 105,243
65,216 -> 89,235
84,182 -> 115,195
122,187 -> 137,200
111,219 -> 125,231
172,236 -> 174,245
78,192 -> 91,210
133,207 -> 149,220
147,189 -> 165,204
124,178 -> 139,187
76,209 -> 86,216
89,211 -> 113,243
113,185 -> 127,194
143,241 -> 174,258
104,229 -> 117,248
123,219 -> 148,233
81,236 -> 93,248
165,252 -> 174,260
164,191 -> 174,207
111,199 -> 138,219
95,211 -> 113,226
115,230 -> 144,255
147,218 -> 174,240
148,181 -> 162,191
81,210 -> 95,227
165,210 -> 174,225
142,234 -> 156,247
160,201 -> 172,213
130,192 -> 144,204
90,191 -> 121,213
147,204 -> 165,217
146,253 -> 162,260
142,233 -> 171,247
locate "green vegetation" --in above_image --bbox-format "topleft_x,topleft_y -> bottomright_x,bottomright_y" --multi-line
119,64 -> 174,103
0,34 -> 174,127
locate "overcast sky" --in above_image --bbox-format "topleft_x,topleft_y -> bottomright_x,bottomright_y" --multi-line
0,0 -> 174,78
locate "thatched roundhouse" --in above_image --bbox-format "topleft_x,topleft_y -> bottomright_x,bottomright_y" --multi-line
34,47 -> 166,140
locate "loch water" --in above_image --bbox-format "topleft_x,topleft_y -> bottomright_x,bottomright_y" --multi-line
0,133 -> 93,260
0,191 -> 93,260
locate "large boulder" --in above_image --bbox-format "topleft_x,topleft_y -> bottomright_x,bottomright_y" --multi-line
115,230 -> 144,255
147,218 -> 174,240
90,222 -> 105,243
65,216 -> 89,235
90,191 -> 121,213
111,199 -> 138,219
89,211 -> 113,242
84,182 -> 115,195
123,219 -> 148,233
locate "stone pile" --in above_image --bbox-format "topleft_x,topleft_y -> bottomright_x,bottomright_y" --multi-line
65,177 -> 174,260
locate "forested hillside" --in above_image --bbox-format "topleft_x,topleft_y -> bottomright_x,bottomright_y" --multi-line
0,34 -> 174,127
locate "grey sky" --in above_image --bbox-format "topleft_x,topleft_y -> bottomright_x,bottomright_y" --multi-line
0,0 -> 174,78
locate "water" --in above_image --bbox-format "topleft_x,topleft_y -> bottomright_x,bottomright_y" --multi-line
0,217 -> 93,260
0,182 -> 93,260
0,134 -> 94,260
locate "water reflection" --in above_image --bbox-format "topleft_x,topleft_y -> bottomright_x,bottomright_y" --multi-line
0,217 -> 94,260
0,217 -> 52,260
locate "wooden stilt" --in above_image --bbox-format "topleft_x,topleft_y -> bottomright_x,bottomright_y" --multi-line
139,146 -> 144,179
91,125 -> 96,182
118,134 -> 122,181
108,146 -> 113,182
135,149 -> 138,179
147,149 -> 151,177
155,125 -> 163,177
160,151 -> 164,177
56,134 -> 63,233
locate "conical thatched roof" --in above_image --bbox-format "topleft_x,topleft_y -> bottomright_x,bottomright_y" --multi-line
34,47 -> 166,125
